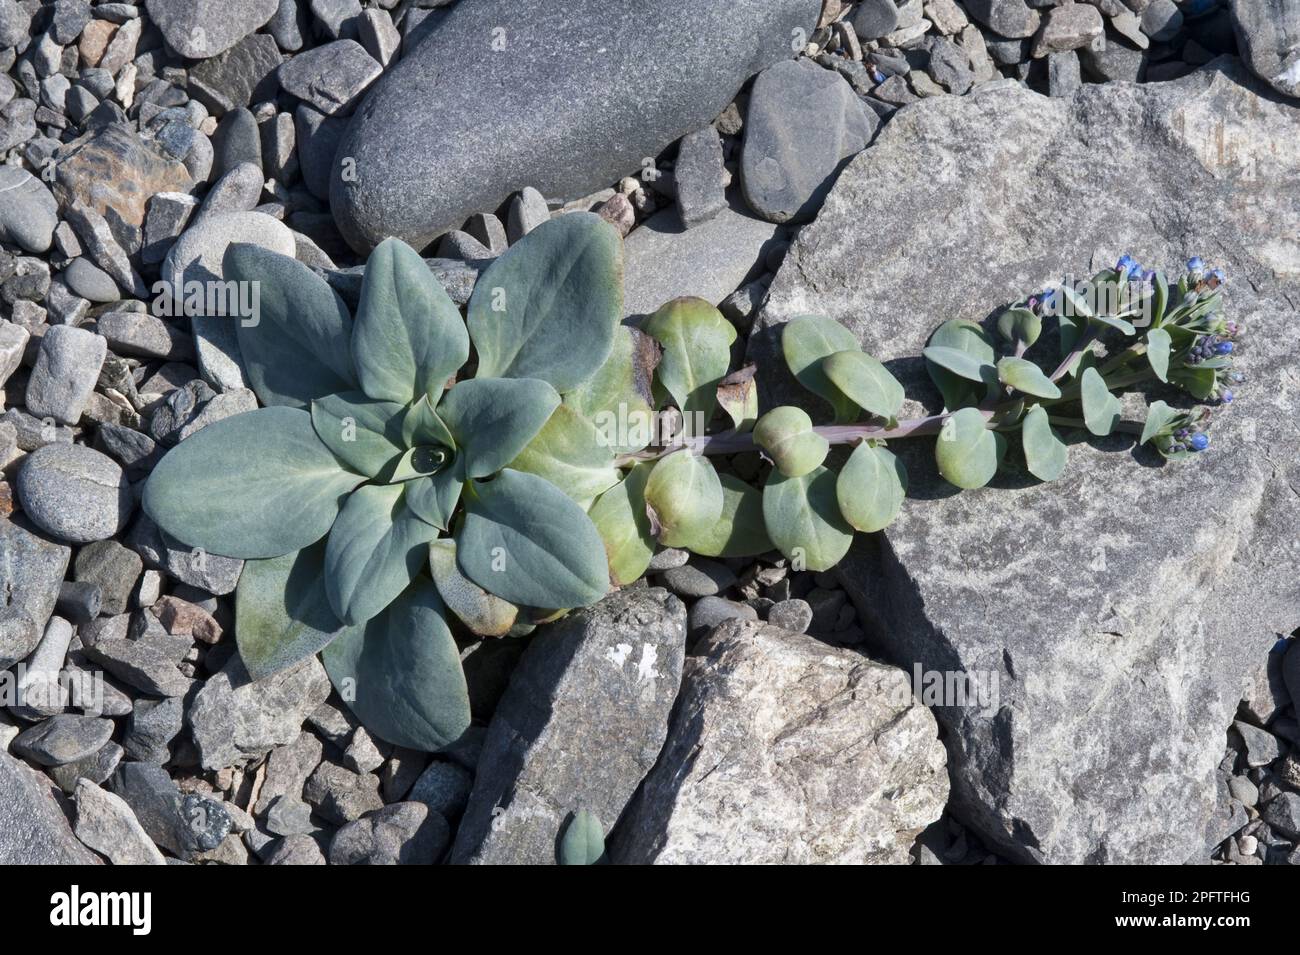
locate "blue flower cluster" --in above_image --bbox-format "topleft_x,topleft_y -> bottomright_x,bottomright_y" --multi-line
1185,334 -> 1234,365
1170,427 -> 1209,454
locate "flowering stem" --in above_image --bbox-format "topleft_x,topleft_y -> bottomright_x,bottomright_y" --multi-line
617,409 -> 993,465
1049,329 -> 1098,382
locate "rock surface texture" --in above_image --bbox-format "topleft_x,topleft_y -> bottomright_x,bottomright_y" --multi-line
613,620 -> 948,864
1229,0 -> 1300,99
752,61 -> 1300,864
330,0 -> 821,251
451,588 -> 687,864
0,750 -> 100,863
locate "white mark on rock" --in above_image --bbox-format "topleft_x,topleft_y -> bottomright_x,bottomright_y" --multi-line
636,644 -> 660,682
605,643 -> 632,669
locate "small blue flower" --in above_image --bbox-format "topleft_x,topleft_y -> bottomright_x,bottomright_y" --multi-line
1186,256 -> 1205,272
1221,390 -> 1234,403
1115,254 -> 1141,279
1210,267 -> 1226,284
1189,433 -> 1209,452
873,70 -> 885,84
1215,341 -> 1234,355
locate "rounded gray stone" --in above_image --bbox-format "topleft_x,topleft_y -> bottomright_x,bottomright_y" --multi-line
660,560 -> 736,598
688,595 -> 758,635
0,166 -> 58,253
330,0 -> 822,252
144,0 -> 279,59
853,0 -> 900,39
63,256 -> 121,303
16,444 -> 133,544
768,598 -> 814,634
1141,0 -> 1184,42
741,59 -> 879,224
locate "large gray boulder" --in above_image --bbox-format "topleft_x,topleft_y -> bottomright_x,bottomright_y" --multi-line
613,620 -> 948,864
1229,0 -> 1300,100
451,588 -> 687,864
750,62 -> 1300,864
330,0 -> 821,252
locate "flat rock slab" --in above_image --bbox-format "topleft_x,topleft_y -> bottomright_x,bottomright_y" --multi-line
613,621 -> 948,864
0,519 -> 70,668
451,588 -> 687,865
623,198 -> 784,319
0,750 -> 100,864
330,0 -> 821,252
752,62 -> 1300,864
188,653 -> 331,771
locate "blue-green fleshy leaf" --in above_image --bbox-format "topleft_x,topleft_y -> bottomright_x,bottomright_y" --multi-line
225,244 -> 358,408
310,391 -> 406,477
235,540 -> 360,680
324,483 -> 442,625
456,469 -> 609,609
352,237 -> 470,405
405,467 -> 462,530
467,213 -> 622,393
436,377 -> 560,479
143,407 -> 365,559
322,576 -> 470,752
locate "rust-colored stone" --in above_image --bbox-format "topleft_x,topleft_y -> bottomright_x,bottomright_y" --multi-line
53,124 -> 194,228
79,20 -> 117,68
153,595 -> 223,645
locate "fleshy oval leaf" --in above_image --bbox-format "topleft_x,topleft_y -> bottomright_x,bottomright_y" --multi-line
508,403 -> 620,509
822,350 -> 904,420
672,472 -> 772,558
235,540 -> 359,681
1146,327 -> 1171,382
752,406 -> 829,478
1140,399 -> 1178,445
587,464 -> 656,587
428,539 -> 518,637
643,296 -> 736,423
226,243 -> 358,409
934,406 -> 997,489
643,449 -> 724,547
143,407 -> 365,559
457,469 -> 610,609
923,345 -> 997,385
781,314 -> 860,423
323,484 -> 442,626
558,810 -> 606,865
996,356 -> 1061,399
436,377 -> 560,479
1080,366 -> 1121,436
467,213 -> 622,393
1021,404 -> 1067,482
310,391 -> 405,477
836,442 -> 907,533
762,465 -> 854,572
564,325 -> 660,455
321,576 -> 470,752
353,236 -> 470,405
996,307 -> 1042,347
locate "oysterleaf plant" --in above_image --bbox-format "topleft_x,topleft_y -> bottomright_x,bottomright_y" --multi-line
143,213 -> 1242,755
